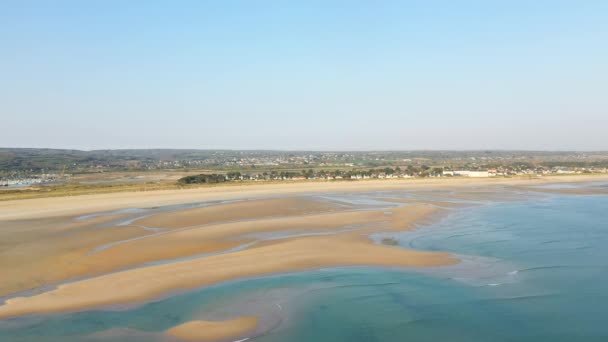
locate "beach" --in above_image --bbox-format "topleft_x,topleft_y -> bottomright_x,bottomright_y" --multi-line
1,175 -> 608,341
2,175 -> 607,220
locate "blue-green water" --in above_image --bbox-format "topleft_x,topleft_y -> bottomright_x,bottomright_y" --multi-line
2,194 -> 608,341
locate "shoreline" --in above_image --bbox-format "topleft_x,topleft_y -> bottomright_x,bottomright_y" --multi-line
2,174 -> 607,221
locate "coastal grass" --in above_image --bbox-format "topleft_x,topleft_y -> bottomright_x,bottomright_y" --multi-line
0,178 -> 368,201
1,172 -> 605,202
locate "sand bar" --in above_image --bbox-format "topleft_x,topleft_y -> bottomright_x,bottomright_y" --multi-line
165,317 -> 258,342
0,204 -> 455,319
134,197 -> 340,229
0,197 -> 343,297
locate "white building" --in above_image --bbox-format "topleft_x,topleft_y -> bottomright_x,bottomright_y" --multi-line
453,170 -> 470,177
453,170 -> 491,178
469,171 -> 490,178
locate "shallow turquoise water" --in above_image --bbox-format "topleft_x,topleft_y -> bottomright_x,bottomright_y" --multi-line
1,193 -> 608,341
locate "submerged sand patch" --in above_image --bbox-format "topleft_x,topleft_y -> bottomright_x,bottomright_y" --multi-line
166,317 -> 258,342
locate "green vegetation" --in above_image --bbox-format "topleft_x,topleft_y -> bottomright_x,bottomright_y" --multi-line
178,174 -> 227,184
0,181 -> 179,201
0,171 -> 604,202
381,237 -> 399,246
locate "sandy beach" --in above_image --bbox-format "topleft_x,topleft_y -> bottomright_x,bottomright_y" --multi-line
1,174 -> 607,338
2,175 -> 607,221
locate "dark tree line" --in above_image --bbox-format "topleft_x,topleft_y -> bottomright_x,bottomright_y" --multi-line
178,174 -> 226,184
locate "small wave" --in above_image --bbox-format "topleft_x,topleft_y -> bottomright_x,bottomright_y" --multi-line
475,239 -> 512,246
309,281 -> 400,293
508,270 -> 518,275
448,277 -> 468,282
486,283 -> 502,286
517,265 -> 569,273
445,232 -> 482,240
478,293 -> 560,303
539,240 -> 562,245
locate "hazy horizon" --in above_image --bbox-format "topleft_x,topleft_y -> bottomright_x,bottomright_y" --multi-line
2,1 -> 607,150
3,147 -> 608,153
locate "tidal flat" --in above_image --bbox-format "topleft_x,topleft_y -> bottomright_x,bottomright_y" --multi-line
1,176 -> 608,341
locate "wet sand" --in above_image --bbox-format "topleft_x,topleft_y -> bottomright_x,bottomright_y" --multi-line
134,197 -> 339,229
86,210 -> 395,271
0,198 -> 342,297
0,214 -> 144,297
1,209 -> 389,298
0,204 -> 455,319
165,317 -> 258,342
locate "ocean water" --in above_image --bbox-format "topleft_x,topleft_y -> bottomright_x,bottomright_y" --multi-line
1,193 -> 608,341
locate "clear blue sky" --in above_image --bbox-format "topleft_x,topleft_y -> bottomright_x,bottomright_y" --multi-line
1,1 -> 607,150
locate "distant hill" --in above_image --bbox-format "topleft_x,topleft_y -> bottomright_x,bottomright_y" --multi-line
1,148 -> 607,174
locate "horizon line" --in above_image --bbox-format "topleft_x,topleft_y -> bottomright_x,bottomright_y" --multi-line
2,147 -> 608,153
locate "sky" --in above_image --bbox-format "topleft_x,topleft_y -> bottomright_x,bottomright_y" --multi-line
1,1 -> 607,151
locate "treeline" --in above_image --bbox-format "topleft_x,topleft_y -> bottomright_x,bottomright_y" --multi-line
177,174 -> 226,184
177,166 -> 447,185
